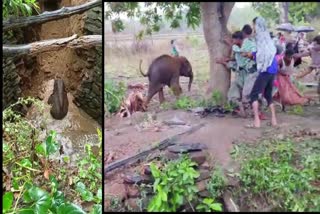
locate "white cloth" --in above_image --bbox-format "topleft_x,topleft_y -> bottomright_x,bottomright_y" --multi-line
254,17 -> 276,73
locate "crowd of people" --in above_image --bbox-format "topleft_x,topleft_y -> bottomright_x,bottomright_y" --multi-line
169,17 -> 319,128
216,16 -> 320,128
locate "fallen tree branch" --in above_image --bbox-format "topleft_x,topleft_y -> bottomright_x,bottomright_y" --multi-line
3,34 -> 102,57
105,123 -> 205,174
3,0 -> 102,31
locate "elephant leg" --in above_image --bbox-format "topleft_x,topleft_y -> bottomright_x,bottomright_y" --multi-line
170,76 -> 182,97
158,87 -> 165,104
145,83 -> 163,105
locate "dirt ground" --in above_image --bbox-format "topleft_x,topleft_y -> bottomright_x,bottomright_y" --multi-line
21,0 -> 87,99
105,35 -> 320,210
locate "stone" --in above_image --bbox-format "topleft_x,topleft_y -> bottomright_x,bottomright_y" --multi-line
164,151 -> 180,161
123,174 -> 153,185
196,180 -> 208,192
167,143 -> 208,153
190,107 -> 205,113
196,169 -> 211,182
163,116 -> 186,126
227,177 -> 240,187
105,182 -> 127,201
126,185 -> 140,197
125,198 -> 139,211
276,134 -> 285,140
143,166 -> 152,175
199,161 -> 211,170
223,191 -> 239,212
198,190 -> 211,198
189,151 -> 206,165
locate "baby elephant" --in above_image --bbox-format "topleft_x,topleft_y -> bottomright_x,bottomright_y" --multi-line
48,79 -> 69,120
139,54 -> 193,106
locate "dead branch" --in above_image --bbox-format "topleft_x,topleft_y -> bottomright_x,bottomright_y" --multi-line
3,0 -> 102,32
104,123 -> 205,175
3,34 -> 102,57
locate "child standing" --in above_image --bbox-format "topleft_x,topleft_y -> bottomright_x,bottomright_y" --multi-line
170,39 -> 180,57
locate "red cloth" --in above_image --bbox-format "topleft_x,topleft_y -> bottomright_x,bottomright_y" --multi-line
273,74 -> 309,105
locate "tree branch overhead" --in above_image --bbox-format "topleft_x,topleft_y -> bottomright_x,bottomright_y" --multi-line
3,0 -> 102,31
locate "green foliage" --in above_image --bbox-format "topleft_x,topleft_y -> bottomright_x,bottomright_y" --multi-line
173,96 -> 198,110
35,130 -> 59,158
2,98 -> 102,214
252,2 -> 280,25
74,132 -> 102,205
289,3 -> 320,24
3,0 -> 40,19
3,192 -> 14,213
105,80 -> 126,115
148,156 -> 200,212
207,166 -> 227,199
196,198 -> 223,212
237,139 -> 320,211
211,90 -> 224,106
252,2 -> 320,25
105,2 -> 202,35
289,105 -> 304,116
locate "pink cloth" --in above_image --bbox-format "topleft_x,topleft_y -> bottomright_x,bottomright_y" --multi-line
276,54 -> 283,63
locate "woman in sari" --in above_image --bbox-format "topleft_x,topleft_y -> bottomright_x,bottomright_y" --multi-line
273,48 -> 309,111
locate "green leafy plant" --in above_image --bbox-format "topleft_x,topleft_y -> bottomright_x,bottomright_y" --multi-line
237,139 -> 320,211
173,96 -> 197,110
74,129 -> 102,207
3,98 -> 101,214
289,105 -> 304,116
3,0 -> 40,18
148,156 -> 200,212
196,198 -> 223,212
211,90 -> 224,106
207,166 -> 226,199
105,80 -> 126,114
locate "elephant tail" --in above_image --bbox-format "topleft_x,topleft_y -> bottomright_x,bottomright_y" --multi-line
139,59 -> 147,77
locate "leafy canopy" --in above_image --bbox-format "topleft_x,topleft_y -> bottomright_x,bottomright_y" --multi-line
105,2 -> 201,35
3,0 -> 40,19
252,2 -> 320,25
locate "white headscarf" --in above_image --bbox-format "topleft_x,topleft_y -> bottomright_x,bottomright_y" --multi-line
254,17 -> 276,73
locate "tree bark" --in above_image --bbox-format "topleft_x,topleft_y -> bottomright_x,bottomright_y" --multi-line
3,34 -> 102,57
280,2 -> 289,23
200,2 -> 235,99
3,0 -> 102,32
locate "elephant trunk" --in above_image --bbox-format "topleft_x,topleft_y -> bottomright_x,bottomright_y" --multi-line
188,73 -> 193,91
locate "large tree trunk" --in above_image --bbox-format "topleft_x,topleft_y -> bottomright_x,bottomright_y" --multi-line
280,2 -> 289,23
200,2 -> 234,99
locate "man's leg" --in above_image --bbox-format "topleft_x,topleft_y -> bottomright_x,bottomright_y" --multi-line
249,73 -> 268,128
264,74 -> 278,126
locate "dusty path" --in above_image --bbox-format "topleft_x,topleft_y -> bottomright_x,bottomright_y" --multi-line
105,104 -> 320,170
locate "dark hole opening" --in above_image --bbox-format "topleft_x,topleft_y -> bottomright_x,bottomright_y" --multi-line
41,0 -> 61,11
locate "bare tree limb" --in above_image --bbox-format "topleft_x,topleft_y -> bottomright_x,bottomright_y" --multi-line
3,0 -> 102,32
3,34 -> 102,57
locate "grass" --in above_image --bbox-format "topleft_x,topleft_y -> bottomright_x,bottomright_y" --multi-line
231,137 -> 320,212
